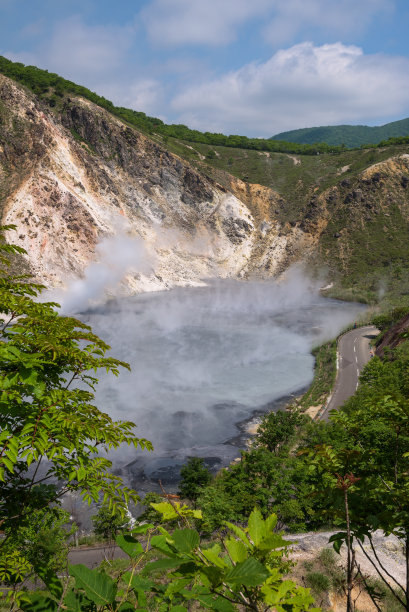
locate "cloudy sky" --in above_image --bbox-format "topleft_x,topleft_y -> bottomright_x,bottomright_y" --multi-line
1,0 -> 409,136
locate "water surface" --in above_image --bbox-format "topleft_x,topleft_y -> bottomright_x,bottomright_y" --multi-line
84,277 -> 363,490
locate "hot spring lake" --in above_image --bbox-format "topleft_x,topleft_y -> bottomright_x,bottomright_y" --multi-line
79,277 -> 364,492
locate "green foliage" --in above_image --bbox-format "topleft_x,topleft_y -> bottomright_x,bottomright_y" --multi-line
372,306 -> 409,331
7,506 -> 73,575
255,409 -> 306,453
299,341 -> 337,409
29,505 -> 318,611
304,572 -> 331,596
303,339 -> 409,609
178,457 -> 212,501
271,118 -> 409,148
92,503 -> 129,541
0,54 -> 363,157
197,448 -> 318,533
302,548 -> 346,605
137,491 -> 163,524
0,225 -> 152,594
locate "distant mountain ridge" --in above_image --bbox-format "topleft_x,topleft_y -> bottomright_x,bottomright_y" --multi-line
271,118 -> 409,148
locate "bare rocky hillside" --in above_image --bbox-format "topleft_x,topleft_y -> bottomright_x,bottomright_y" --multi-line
0,75 -> 312,294
2,72 -> 409,303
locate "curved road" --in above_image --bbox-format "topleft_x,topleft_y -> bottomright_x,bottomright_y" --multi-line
321,325 -> 379,420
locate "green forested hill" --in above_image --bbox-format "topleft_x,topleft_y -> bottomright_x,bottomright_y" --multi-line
271,118 -> 409,148
2,54 -> 409,155
0,55 -> 338,156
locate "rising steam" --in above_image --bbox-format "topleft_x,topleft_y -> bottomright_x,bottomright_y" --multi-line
56,231 -> 153,314
51,229 -> 365,489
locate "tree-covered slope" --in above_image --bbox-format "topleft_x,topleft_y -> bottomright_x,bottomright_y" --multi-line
271,118 -> 409,148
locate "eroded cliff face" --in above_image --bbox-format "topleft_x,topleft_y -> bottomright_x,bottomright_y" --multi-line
3,73 -> 408,298
0,75 -> 307,294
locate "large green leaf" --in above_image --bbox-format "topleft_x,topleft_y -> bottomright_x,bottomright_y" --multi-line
123,573 -> 154,591
131,523 -> 155,534
196,593 -> 236,612
248,508 -> 265,546
151,534 -> 178,556
69,564 -> 117,606
264,513 -> 278,533
223,521 -> 250,546
151,502 -> 179,521
201,544 -> 229,569
164,578 -> 191,597
199,565 -> 223,587
257,533 -> 292,551
63,589 -> 93,612
116,533 -> 143,558
34,566 -> 63,600
171,529 -> 200,553
123,573 -> 154,606
225,537 -> 247,563
224,557 -> 269,587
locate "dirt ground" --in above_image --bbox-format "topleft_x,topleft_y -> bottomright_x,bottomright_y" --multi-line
287,530 -> 405,611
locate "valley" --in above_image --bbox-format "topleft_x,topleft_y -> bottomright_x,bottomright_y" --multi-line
2,56 -> 409,611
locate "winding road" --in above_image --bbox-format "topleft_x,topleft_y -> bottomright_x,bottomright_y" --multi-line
320,325 -> 379,421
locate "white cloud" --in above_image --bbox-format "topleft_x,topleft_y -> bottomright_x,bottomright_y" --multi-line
141,0 -> 271,46
103,78 -> 165,117
264,0 -> 393,46
19,19 -> 45,39
140,0 -> 392,48
171,42 -> 409,136
5,16 -> 135,83
42,16 -> 135,81
3,16 -> 166,118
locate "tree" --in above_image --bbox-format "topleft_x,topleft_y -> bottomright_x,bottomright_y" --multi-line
331,397 -> 409,611
91,502 -> 129,541
0,225 -> 152,596
179,457 -> 212,502
255,409 -> 305,453
304,344 -> 409,611
0,506 -> 74,587
197,448 -> 317,533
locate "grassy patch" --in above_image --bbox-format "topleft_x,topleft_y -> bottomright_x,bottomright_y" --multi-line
299,341 -> 337,411
300,548 -> 345,609
365,577 -> 406,611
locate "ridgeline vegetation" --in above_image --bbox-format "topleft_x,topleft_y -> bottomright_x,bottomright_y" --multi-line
1,55 -> 409,157
271,118 -> 409,149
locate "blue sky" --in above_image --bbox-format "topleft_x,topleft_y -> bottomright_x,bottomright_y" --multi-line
1,0 -> 409,137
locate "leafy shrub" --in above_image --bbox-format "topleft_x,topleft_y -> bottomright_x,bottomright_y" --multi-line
179,456 -> 212,501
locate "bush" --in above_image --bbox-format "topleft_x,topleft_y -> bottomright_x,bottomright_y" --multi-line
91,503 -> 129,541
305,571 -> 331,595
255,409 -> 305,453
179,457 -> 212,502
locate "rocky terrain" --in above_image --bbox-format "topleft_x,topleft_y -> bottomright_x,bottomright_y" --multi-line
2,71 -> 409,304
0,74 -> 313,295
